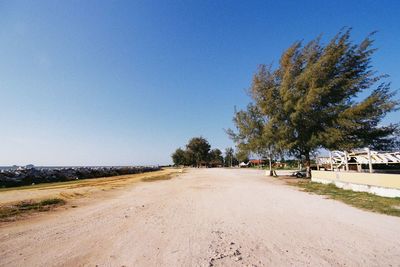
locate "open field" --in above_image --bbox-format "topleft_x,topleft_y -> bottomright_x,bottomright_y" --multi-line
1,168 -> 400,266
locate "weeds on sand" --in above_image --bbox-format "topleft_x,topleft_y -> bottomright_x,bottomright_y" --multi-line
0,198 -> 66,221
141,174 -> 174,182
295,181 -> 400,217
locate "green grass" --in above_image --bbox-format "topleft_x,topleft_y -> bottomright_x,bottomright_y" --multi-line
296,181 -> 400,217
0,198 -> 66,220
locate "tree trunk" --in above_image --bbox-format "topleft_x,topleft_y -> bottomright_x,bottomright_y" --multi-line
269,155 -> 273,176
305,152 -> 311,178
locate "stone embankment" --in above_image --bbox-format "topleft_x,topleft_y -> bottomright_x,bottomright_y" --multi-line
0,166 -> 161,187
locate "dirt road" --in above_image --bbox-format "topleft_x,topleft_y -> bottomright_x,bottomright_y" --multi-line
1,168 -> 400,266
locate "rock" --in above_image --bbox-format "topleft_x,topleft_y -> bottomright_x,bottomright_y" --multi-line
235,256 -> 242,261
234,249 -> 241,256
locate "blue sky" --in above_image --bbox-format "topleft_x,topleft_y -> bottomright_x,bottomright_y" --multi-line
1,0 -> 399,166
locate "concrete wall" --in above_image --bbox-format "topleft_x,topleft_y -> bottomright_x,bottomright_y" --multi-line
311,170 -> 400,198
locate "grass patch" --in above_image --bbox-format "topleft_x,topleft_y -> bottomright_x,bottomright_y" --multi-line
141,173 -> 174,182
0,198 -> 66,221
296,181 -> 400,217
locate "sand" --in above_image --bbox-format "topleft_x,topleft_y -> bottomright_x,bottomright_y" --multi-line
1,168 -> 399,266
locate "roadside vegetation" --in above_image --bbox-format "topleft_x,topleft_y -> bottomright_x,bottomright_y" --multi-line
0,198 -> 66,221
294,181 -> 400,217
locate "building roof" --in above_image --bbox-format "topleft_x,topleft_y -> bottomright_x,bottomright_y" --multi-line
249,159 -> 265,164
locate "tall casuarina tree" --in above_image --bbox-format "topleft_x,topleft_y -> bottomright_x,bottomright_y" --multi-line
230,29 -> 399,177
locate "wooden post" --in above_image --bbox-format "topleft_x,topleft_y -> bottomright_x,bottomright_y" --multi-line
329,151 -> 333,171
344,151 -> 349,171
367,147 -> 373,173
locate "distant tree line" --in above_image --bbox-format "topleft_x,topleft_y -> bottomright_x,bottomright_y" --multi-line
227,29 -> 399,177
171,137 -> 239,167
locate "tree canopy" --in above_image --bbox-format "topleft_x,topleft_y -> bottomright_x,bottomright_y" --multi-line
209,148 -> 224,167
186,137 -> 211,167
172,137 -> 228,167
171,148 -> 186,166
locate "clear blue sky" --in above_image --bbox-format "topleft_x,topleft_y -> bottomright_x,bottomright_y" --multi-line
1,0 -> 399,166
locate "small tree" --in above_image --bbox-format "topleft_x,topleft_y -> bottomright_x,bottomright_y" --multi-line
227,104 -> 279,175
224,147 -> 236,167
171,148 -> 186,166
209,148 -> 224,167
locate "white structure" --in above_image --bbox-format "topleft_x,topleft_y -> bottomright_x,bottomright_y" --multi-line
313,148 -> 400,197
316,148 -> 400,173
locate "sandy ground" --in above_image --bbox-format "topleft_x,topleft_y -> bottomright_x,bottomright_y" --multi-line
1,168 -> 400,266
